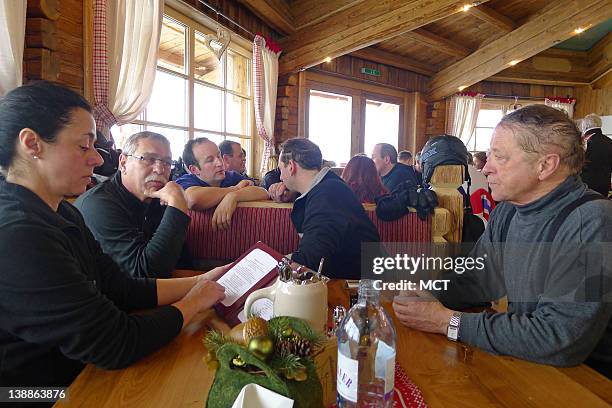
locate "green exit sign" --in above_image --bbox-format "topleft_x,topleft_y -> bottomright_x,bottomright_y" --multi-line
361,67 -> 381,76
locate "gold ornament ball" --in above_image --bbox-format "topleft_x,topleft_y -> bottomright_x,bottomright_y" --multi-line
248,336 -> 274,360
232,355 -> 246,367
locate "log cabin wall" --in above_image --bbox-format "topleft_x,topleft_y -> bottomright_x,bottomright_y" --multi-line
574,84 -> 612,117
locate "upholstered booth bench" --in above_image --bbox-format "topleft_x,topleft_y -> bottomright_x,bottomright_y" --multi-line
186,201 -> 452,263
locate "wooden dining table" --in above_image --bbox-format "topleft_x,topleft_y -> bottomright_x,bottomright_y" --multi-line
55,280 -> 611,408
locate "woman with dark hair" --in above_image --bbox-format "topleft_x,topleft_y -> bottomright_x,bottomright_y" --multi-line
0,82 -> 226,390
341,155 -> 388,203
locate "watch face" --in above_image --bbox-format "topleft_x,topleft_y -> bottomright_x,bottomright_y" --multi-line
447,325 -> 459,341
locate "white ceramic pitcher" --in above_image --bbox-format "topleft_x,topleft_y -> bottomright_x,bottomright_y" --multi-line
244,278 -> 328,334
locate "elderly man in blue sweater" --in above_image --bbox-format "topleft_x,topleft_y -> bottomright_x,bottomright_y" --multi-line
393,105 -> 612,377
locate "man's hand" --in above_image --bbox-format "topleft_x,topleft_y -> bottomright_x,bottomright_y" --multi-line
146,181 -> 189,214
236,179 -> 254,189
268,182 -> 297,203
211,192 -> 238,231
392,291 -> 454,335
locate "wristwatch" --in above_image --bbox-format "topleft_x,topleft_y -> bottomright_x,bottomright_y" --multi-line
447,312 -> 462,342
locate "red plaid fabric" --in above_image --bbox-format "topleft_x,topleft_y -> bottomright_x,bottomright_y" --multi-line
330,363 -> 428,408
186,206 -> 431,261
252,35 -> 280,174
93,0 -> 117,135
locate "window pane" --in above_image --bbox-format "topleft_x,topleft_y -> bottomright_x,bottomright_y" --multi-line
147,70 -> 187,127
474,128 -> 494,152
194,31 -> 224,86
308,90 -> 352,166
158,16 -> 186,74
477,109 -> 503,128
111,123 -> 144,151
227,50 -> 249,96
227,136 -> 251,175
364,99 -> 399,158
194,83 -> 224,132
144,126 -> 188,159
226,94 -> 250,136
195,132 -> 224,147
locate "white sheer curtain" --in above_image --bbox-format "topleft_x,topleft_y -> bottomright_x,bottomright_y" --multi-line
253,35 -> 281,175
545,97 -> 576,118
446,93 -> 484,146
0,0 -> 26,95
93,0 -> 163,136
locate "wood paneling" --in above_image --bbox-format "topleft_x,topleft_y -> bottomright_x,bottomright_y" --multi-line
574,84 -> 612,117
279,0 -> 491,74
178,0 -> 278,39
428,0 -> 612,100
350,48 -> 437,76
291,0 -> 363,30
465,81 -> 575,99
237,0 -> 294,35
468,4 -> 517,33
375,38 -> 453,68
491,49 -> 591,86
310,55 -> 430,93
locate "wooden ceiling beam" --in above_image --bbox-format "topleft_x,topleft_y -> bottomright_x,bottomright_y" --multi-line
401,28 -> 471,58
279,0 -> 490,75
350,47 -> 437,76
590,68 -> 612,89
468,4 -> 517,33
587,32 -> 611,81
291,0 -> 364,30
428,0 -> 612,101
237,0 -> 294,35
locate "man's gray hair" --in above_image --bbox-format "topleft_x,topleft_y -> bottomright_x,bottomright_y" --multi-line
122,131 -> 171,156
376,143 -> 398,164
581,113 -> 602,133
499,104 -> 584,175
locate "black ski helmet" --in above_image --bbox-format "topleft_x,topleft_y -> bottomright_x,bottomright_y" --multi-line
420,134 -> 469,184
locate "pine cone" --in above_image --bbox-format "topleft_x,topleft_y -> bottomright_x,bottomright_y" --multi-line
276,335 -> 312,358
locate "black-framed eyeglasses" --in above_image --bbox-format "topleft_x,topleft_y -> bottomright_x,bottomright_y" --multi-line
125,154 -> 172,169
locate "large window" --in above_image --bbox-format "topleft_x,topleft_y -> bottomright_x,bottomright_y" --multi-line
364,99 -> 400,159
467,109 -> 504,152
112,12 -> 252,170
308,90 -> 352,166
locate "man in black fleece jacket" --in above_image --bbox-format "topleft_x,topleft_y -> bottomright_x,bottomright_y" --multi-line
278,138 -> 380,279
75,131 -> 193,279
393,105 -> 611,376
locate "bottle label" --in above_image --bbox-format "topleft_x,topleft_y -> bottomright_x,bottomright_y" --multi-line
337,352 -> 358,402
385,352 -> 396,395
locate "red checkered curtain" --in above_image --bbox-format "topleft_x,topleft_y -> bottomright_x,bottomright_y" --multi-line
253,35 -> 281,175
93,0 -> 163,137
0,0 -> 26,95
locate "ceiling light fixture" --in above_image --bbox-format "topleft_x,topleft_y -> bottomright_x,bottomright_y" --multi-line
324,57 -> 332,63
458,85 -> 467,91
574,27 -> 585,34
461,4 -> 473,12
509,60 -> 520,66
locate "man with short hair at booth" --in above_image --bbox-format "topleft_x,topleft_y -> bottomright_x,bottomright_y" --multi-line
392,105 -> 612,377
219,139 -> 247,175
279,138 -> 380,279
372,143 -> 420,191
75,131 -> 193,278
177,138 -> 268,230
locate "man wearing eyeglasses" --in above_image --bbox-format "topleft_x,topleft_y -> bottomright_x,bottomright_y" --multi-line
75,131 -> 195,279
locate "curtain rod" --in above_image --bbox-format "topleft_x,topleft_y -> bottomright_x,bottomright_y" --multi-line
196,0 -> 256,39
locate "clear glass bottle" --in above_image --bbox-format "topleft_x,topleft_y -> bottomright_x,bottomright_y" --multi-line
336,279 -> 396,407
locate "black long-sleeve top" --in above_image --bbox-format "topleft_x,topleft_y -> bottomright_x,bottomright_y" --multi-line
0,181 -> 183,387
74,172 -> 191,278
